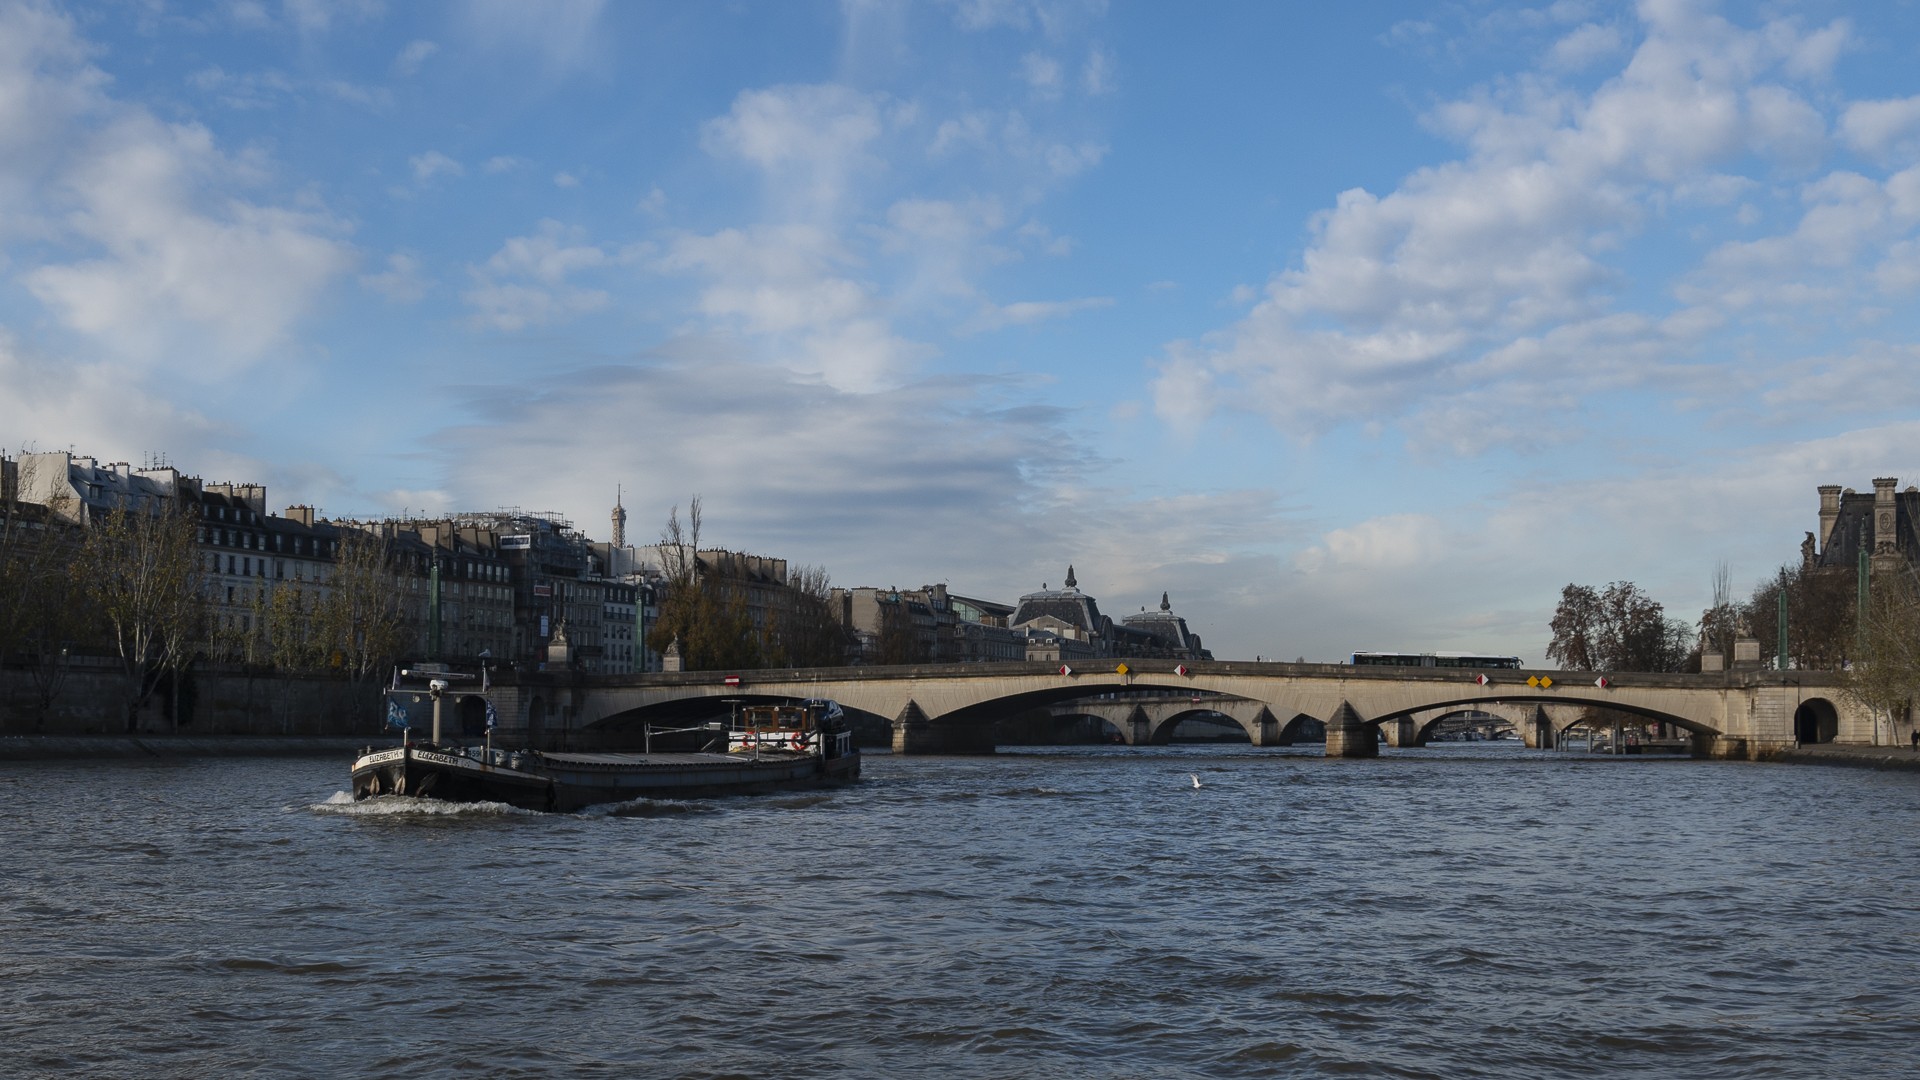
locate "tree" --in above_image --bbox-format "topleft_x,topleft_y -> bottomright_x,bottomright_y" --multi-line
768,564 -> 849,668
1546,584 -> 1602,670
648,496 -> 705,664
1843,571 -> 1920,741
317,529 -> 407,684
1547,580 -> 1690,672
0,486 -> 97,726
80,502 -> 203,731
1740,562 -> 1854,670
1697,560 -> 1738,669
268,584 -> 323,672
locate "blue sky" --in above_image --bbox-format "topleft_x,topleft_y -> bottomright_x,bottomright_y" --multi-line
5,0 -> 1920,664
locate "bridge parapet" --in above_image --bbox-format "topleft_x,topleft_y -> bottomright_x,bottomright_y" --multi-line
489,660 -> 1864,758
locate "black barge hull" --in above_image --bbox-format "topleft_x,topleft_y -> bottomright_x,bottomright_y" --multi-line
352,745 -> 860,812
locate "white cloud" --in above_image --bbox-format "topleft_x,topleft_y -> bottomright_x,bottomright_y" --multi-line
658,224 -> 920,391
1546,22 -> 1623,71
1150,5 -> 1887,449
0,330 -> 227,464
360,251 -> 428,303
553,170 -> 578,188
1082,46 -> 1115,94
483,155 -> 527,174
463,220 -> 616,331
20,103 -> 353,368
1840,96 -> 1920,161
410,149 -> 463,184
393,39 -> 439,76
1020,51 -> 1061,96
967,295 -> 1111,332
702,83 -> 885,217
1294,514 -> 1447,574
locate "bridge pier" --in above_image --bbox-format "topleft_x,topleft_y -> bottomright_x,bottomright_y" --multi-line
892,702 -> 997,754
1381,717 -> 1420,748
1325,702 -> 1379,759
1247,707 -> 1283,747
1516,706 -> 1553,749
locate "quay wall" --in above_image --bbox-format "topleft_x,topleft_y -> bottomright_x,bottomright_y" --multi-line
0,656 -> 382,738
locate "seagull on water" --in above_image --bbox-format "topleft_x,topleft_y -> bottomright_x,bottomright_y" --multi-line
1190,773 -> 1202,789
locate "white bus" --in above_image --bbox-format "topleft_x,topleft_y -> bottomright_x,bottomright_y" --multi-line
1350,651 -> 1523,669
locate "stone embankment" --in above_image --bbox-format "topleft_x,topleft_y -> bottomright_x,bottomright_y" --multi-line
0,735 -> 372,762
1776,743 -> 1920,773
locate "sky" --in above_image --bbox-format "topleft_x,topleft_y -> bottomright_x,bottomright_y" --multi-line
4,0 -> 1920,665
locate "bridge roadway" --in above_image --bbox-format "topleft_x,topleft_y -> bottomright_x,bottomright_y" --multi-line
481,659 -> 1861,759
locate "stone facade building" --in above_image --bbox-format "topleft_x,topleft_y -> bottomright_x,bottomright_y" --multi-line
1008,567 -> 1213,663
1808,477 -> 1920,577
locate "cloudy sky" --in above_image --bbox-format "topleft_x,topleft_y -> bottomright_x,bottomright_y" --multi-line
4,0 -> 1918,664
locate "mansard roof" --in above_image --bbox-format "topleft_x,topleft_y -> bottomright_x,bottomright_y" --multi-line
1815,485 -> 1920,570
1010,587 -> 1104,634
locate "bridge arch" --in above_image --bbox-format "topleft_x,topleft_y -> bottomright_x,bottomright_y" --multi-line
508,658 -> 1859,759
1794,697 -> 1839,744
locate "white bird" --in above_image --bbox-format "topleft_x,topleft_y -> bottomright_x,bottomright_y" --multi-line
1190,773 -> 1202,789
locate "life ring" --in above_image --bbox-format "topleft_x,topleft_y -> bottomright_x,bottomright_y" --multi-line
791,731 -> 812,750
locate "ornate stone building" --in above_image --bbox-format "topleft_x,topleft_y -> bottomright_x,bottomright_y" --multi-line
1808,477 -> 1920,577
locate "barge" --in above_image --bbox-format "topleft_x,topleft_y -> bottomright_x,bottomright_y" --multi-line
351,670 -> 859,811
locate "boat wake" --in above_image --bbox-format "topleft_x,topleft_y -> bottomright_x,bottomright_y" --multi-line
309,791 -> 537,817
588,797 -> 718,818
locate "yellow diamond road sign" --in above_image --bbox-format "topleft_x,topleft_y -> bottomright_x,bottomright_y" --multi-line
1541,676 -> 1553,688
1526,675 -> 1554,689
1115,663 -> 1130,676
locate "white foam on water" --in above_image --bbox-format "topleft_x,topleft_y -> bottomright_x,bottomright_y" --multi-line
307,792 -> 536,817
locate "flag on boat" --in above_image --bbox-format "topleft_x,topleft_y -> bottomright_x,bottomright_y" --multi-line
484,698 -> 498,731
385,698 -> 410,730
481,665 -> 490,693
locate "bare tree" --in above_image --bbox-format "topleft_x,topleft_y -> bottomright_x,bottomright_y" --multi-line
769,563 -> 850,668
1697,560 -> 1737,667
1843,572 -> 1920,742
317,529 -> 407,685
80,502 -> 203,731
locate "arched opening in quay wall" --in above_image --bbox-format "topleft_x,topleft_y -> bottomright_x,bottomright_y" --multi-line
1794,698 -> 1839,744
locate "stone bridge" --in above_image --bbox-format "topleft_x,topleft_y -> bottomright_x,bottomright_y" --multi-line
474,659 -> 1869,759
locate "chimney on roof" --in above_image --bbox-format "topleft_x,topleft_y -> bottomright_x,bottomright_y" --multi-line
1873,477 -> 1899,555
1817,485 -> 1843,553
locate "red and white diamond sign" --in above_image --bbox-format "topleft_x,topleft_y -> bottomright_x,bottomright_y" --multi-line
1475,674 -> 1491,686
1175,664 -> 1189,677
1594,676 -> 1610,689
1059,664 -> 1073,676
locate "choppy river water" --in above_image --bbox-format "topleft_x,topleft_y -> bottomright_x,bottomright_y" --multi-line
3,743 -> 1919,1078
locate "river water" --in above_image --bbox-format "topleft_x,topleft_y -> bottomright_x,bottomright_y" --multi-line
3,743 -> 1918,1078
